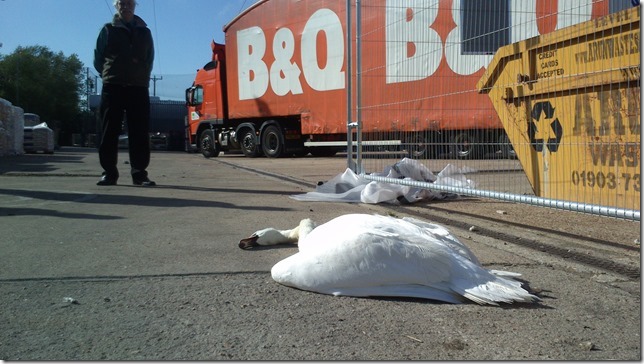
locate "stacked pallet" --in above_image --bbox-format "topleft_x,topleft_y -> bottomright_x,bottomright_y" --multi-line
0,98 -> 25,156
24,122 -> 54,154
23,113 -> 41,127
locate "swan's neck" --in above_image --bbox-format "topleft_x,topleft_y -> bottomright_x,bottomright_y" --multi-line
280,218 -> 316,241
296,218 -> 316,240
240,218 -> 317,249
279,227 -> 300,243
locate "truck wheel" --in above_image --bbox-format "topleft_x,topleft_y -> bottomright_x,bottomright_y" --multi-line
449,131 -> 479,159
405,133 -> 429,159
239,129 -> 261,158
499,132 -> 517,159
200,130 -> 220,158
261,125 -> 284,158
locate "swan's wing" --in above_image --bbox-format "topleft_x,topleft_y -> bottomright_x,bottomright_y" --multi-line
272,225 -> 464,299
396,217 -> 537,303
401,216 -> 481,265
271,250 -> 464,304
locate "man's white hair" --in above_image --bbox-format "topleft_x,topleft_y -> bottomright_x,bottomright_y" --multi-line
113,0 -> 138,6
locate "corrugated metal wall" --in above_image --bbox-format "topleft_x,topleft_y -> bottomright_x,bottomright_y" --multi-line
149,99 -> 187,151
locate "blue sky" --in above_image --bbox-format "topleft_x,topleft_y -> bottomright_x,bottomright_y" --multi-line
0,0 -> 256,100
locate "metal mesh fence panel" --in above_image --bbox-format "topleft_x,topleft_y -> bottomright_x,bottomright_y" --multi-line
350,0 -> 640,221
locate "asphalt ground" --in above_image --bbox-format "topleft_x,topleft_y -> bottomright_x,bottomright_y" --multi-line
0,147 -> 640,360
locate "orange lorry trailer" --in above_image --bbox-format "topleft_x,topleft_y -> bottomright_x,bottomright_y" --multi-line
185,0 -> 633,159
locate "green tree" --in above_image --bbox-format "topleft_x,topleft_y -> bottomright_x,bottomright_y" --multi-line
0,45 -> 86,143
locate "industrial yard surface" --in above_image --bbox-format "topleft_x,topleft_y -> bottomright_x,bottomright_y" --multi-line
0,148 -> 640,360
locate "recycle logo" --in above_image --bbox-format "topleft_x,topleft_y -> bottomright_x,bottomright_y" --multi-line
528,101 -> 563,153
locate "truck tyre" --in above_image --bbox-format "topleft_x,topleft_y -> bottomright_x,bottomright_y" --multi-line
261,124 -> 284,158
499,132 -> 517,159
239,129 -> 261,158
200,130 -> 220,158
405,133 -> 429,159
449,131 -> 479,159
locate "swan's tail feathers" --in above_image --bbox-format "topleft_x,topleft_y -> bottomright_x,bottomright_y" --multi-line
461,278 -> 540,306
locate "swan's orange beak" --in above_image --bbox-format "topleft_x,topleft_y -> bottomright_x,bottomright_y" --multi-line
239,234 -> 259,249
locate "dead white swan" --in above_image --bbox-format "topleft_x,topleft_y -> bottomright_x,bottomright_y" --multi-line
239,214 -> 538,305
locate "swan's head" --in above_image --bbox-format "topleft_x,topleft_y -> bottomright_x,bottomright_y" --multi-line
239,228 -> 287,249
238,218 -> 317,250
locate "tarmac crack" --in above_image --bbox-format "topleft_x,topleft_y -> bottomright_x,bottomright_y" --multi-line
213,159 -> 318,189
0,271 -> 271,284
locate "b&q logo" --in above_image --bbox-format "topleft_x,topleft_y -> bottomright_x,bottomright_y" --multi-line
529,101 -> 563,153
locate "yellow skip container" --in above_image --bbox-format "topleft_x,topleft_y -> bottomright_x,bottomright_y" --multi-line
478,6 -> 641,212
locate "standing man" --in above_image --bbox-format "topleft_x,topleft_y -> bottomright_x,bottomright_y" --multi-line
94,0 -> 156,186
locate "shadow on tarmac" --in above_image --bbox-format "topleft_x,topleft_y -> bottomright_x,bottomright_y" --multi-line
0,187 -> 294,214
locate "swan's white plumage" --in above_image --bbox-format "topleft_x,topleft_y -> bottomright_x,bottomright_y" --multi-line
268,214 -> 537,305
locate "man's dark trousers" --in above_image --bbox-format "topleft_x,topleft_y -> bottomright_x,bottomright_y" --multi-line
98,84 -> 151,181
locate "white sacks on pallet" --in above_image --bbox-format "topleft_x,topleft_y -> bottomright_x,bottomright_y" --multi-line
0,98 -> 25,156
0,117 -> 6,156
23,113 -> 41,127
24,122 -> 54,154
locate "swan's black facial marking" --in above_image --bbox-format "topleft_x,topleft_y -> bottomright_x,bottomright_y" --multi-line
239,234 -> 259,250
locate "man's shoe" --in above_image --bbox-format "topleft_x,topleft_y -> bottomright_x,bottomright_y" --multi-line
133,178 -> 156,186
97,175 -> 117,186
